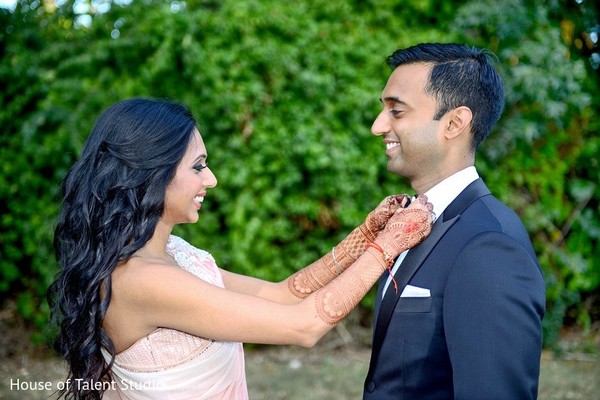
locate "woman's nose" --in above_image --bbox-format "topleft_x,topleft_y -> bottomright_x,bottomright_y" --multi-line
203,167 -> 218,188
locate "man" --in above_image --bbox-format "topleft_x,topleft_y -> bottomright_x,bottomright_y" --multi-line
363,43 -> 546,399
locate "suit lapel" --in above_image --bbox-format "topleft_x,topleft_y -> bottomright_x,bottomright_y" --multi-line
371,214 -> 458,351
366,179 -> 491,379
373,269 -> 389,318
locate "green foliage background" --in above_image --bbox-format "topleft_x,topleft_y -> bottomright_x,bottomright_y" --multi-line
1,0 -> 598,348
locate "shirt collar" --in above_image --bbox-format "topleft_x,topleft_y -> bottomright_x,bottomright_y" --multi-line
422,166 -> 479,218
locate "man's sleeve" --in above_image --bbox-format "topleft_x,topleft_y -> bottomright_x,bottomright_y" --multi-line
444,231 -> 546,400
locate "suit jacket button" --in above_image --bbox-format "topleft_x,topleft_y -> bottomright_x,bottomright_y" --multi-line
366,381 -> 375,392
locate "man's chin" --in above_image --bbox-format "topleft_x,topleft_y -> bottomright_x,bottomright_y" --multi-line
386,161 -> 403,176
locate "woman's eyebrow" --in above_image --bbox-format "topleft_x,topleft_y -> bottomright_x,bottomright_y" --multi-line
193,154 -> 207,163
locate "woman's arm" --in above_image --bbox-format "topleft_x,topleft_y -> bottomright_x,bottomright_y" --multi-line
106,197 -> 431,350
220,195 -> 411,304
111,247 -> 388,349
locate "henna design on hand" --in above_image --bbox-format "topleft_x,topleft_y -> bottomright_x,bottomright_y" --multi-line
375,196 -> 433,258
288,194 -> 415,299
288,227 -> 364,298
313,196 -> 433,325
315,251 -> 387,325
363,194 -> 411,240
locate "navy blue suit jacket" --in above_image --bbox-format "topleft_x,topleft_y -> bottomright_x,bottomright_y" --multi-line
363,179 -> 546,399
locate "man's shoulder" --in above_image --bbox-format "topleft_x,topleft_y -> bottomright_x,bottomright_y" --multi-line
477,195 -> 528,230
458,194 -> 538,261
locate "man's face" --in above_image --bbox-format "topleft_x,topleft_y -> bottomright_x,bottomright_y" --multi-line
371,63 -> 447,185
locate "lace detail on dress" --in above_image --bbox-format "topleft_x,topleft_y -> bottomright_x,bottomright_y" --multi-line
166,235 -> 224,288
112,235 -> 225,372
115,329 -> 219,372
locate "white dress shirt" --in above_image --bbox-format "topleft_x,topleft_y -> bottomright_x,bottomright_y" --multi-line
381,166 -> 480,298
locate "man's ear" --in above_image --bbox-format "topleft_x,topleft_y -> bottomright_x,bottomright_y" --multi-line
445,106 -> 472,140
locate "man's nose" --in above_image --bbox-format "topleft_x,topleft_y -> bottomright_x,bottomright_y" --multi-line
371,111 -> 389,136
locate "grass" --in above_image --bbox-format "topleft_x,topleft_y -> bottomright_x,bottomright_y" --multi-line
1,336 -> 598,399
0,346 -> 599,399
246,345 -> 600,400
0,311 -> 598,399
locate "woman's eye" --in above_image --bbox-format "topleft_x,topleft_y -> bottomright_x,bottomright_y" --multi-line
193,164 -> 207,172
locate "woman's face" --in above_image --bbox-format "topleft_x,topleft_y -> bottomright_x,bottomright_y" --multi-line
163,129 -> 217,226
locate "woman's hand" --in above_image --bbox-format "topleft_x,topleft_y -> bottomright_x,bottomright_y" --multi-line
374,195 -> 434,259
363,194 -> 412,240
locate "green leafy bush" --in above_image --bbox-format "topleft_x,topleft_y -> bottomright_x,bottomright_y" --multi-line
0,0 -> 598,348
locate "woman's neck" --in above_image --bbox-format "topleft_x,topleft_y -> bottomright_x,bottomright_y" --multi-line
134,220 -> 175,264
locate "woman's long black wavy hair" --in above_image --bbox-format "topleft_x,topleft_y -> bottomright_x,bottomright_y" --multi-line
48,98 -> 197,399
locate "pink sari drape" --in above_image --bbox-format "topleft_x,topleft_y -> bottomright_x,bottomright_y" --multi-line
101,236 -> 248,399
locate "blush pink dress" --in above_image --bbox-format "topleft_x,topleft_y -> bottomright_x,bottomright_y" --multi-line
101,235 -> 248,399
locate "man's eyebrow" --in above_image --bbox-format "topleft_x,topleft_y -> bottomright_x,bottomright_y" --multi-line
381,96 -> 407,106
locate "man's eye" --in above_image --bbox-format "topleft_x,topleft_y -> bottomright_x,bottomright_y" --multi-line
391,110 -> 402,117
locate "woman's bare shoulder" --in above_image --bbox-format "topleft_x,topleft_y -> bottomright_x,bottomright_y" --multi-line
113,255 -> 182,284
104,256 -> 203,350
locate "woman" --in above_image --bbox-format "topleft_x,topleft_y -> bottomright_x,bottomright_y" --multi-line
48,98 -> 433,399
